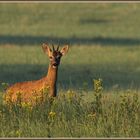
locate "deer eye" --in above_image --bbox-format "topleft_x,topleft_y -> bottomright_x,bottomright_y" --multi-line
49,56 -> 53,59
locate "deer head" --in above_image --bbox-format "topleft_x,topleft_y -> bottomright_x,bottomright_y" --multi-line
42,43 -> 69,68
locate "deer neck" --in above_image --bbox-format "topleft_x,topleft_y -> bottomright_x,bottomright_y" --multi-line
47,64 -> 58,83
45,64 -> 58,97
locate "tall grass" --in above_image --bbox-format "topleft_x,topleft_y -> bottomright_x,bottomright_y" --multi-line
0,79 -> 139,137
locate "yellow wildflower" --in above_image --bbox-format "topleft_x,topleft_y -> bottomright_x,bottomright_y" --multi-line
67,90 -> 76,99
15,130 -> 22,137
93,78 -> 103,93
48,111 -> 56,118
21,102 -> 31,108
88,112 -> 96,118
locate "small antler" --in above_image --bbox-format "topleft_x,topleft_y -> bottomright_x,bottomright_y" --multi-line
57,43 -> 60,51
52,44 -> 55,51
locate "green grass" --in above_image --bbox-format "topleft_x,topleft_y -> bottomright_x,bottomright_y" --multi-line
1,45 -> 140,90
0,3 -> 140,137
0,80 -> 140,137
0,3 -> 140,43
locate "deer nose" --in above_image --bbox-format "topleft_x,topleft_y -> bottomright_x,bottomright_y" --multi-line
53,63 -> 58,66
55,59 -> 60,63
53,60 -> 60,66
53,60 -> 59,65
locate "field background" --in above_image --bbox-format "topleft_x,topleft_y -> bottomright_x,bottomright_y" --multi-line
0,4 -> 140,90
0,3 -> 140,137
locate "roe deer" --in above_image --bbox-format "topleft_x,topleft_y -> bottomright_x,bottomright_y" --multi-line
4,43 -> 69,104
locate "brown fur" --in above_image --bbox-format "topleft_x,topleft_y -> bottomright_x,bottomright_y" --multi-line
4,43 -> 69,104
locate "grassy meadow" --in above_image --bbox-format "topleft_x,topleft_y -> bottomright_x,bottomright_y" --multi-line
0,3 -> 140,137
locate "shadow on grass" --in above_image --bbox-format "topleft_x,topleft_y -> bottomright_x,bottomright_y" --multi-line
80,18 -> 110,24
0,35 -> 140,46
0,63 -> 140,91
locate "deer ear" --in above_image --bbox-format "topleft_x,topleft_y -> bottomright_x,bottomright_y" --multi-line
60,45 -> 69,56
42,43 -> 52,56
